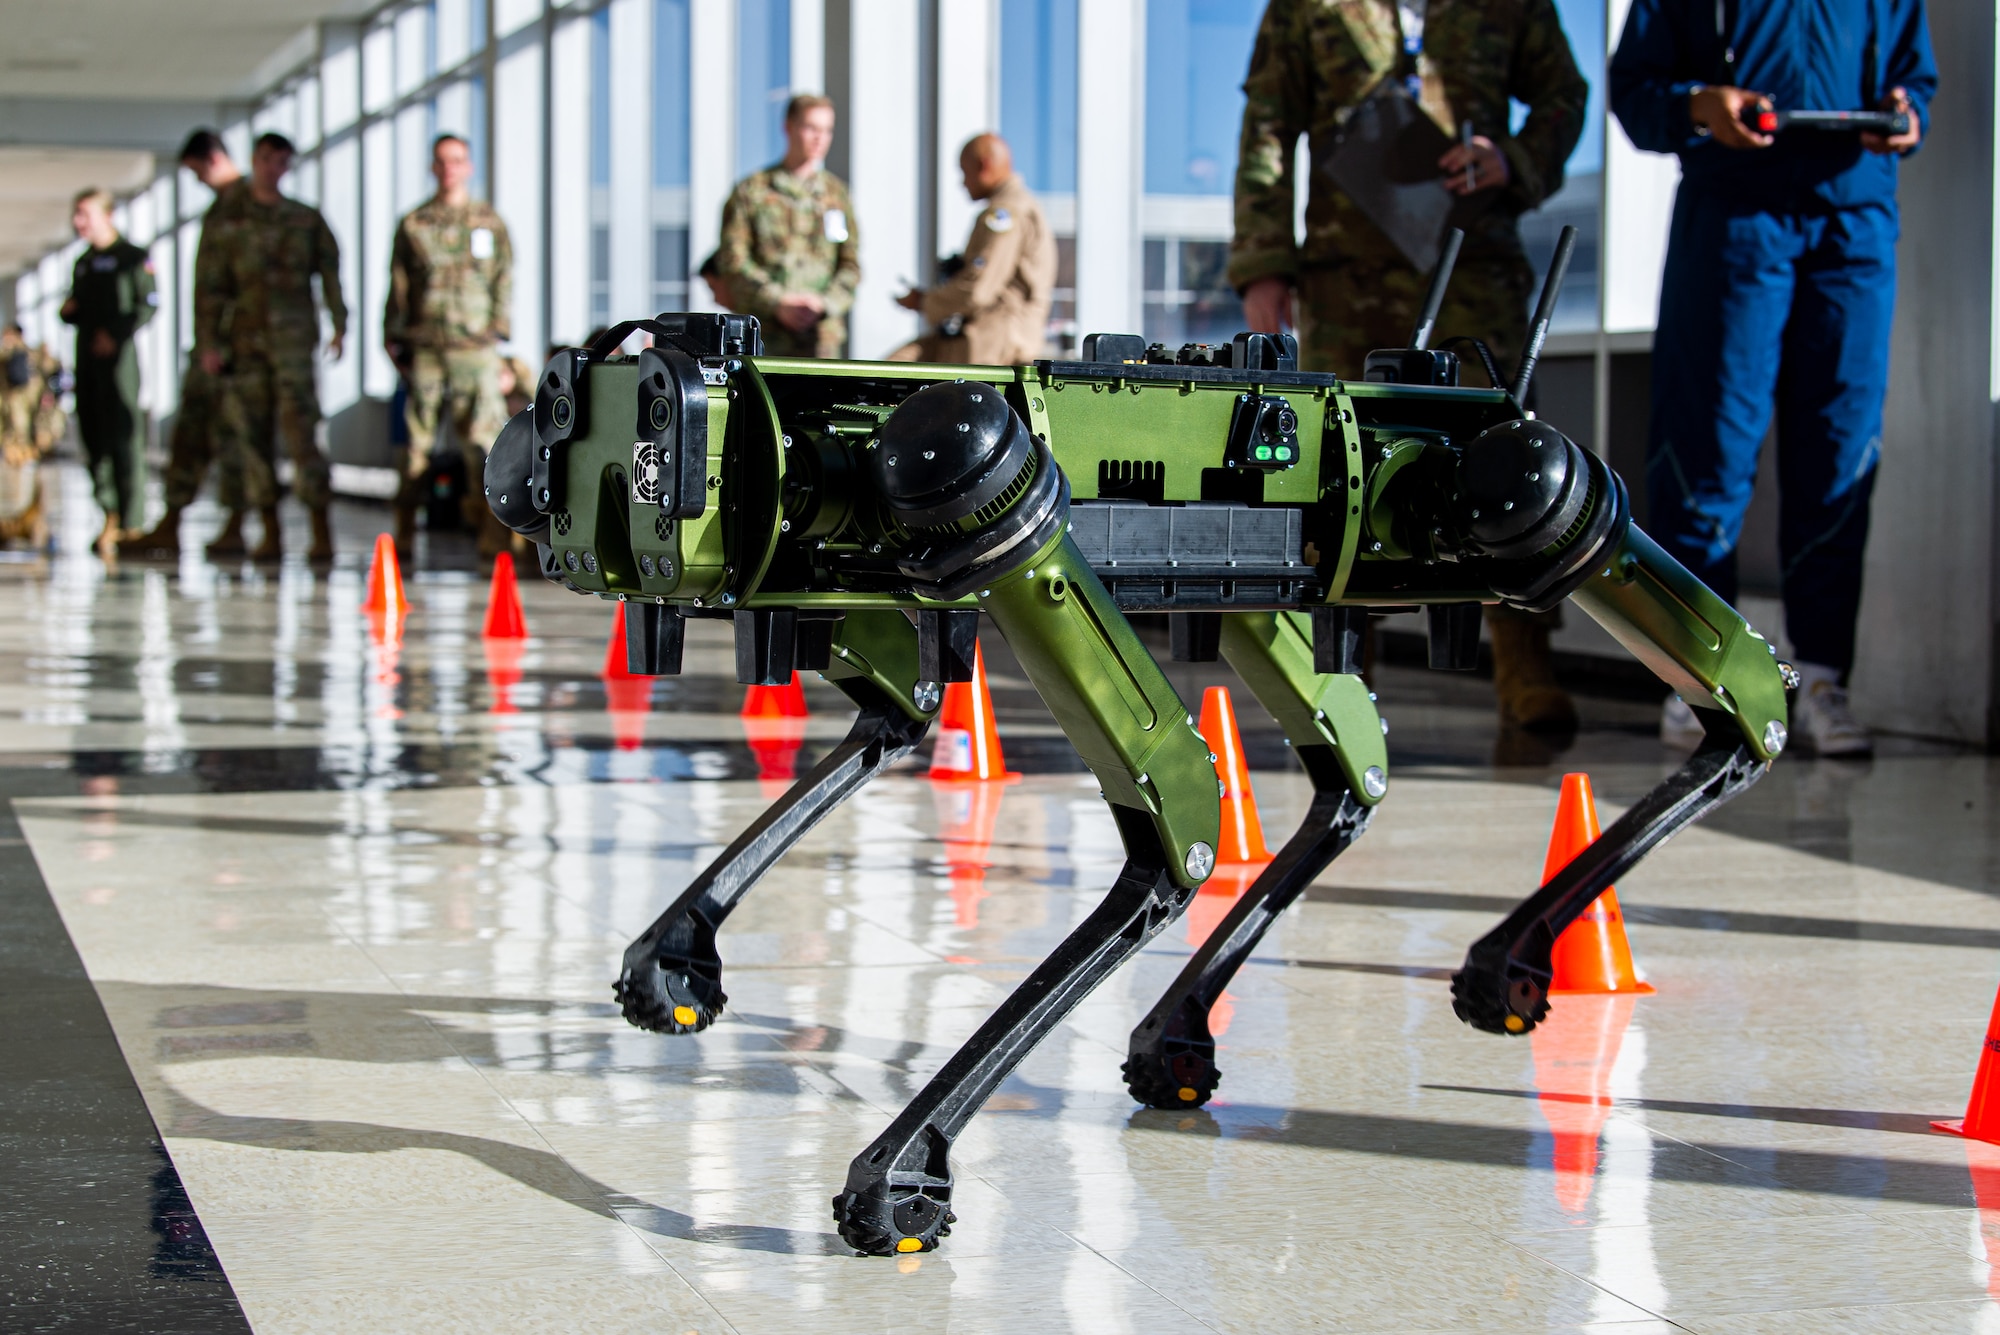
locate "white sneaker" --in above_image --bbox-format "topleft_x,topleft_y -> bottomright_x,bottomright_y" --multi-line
1793,666 -> 1872,758
1659,694 -> 1705,749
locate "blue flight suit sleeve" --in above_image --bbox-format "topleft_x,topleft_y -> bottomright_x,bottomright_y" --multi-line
1608,0 -> 1706,154
1881,0 -> 1937,149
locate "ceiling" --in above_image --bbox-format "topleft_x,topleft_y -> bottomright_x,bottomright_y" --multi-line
0,147 -> 155,276
0,0 -> 377,103
0,0 -> 380,283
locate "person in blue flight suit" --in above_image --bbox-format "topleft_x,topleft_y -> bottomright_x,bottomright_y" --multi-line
1610,0 -> 1936,757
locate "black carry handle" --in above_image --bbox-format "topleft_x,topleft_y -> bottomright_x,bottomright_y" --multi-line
1408,228 -> 1465,351
586,312 -> 764,361
1509,224 -> 1577,406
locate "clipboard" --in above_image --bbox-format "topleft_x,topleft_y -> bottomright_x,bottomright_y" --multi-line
1320,86 -> 1475,273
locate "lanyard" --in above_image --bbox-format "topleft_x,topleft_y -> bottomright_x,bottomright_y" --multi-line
1399,0 -> 1429,99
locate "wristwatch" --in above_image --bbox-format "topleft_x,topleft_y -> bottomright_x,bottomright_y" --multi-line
1688,83 -> 1711,137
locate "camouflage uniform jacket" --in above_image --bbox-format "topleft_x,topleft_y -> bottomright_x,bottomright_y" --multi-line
716,166 -> 860,350
1227,0 -> 1589,291
195,188 -> 348,366
385,196 -> 513,353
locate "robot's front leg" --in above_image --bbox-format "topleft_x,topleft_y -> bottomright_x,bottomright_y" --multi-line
1124,610 -> 1386,1109
1451,525 -> 1791,1035
832,534 -> 1218,1254
616,610 -> 936,1035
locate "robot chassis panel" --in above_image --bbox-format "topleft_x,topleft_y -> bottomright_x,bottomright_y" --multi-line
485,254 -> 1791,1256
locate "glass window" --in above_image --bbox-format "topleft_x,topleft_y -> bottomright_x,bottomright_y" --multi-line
736,0 -> 790,176
363,21 -> 395,115
322,32 -> 360,135
654,226 -> 689,313
655,0 -> 690,188
1519,0 -> 1603,334
1144,0 -> 1259,196
396,4 -> 434,96
590,8 -> 610,190
591,224 -> 611,329
999,0 -> 1076,194
436,0 -> 473,71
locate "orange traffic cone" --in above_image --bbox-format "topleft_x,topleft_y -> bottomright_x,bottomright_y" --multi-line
1199,686 -> 1270,864
1933,982 -> 2000,1141
604,676 -> 652,749
742,674 -> 808,719
934,779 -> 1008,929
363,532 -> 406,618
483,636 -> 527,713
929,641 -> 1018,782
482,554 -> 527,639
1531,993 -> 1637,1213
1544,774 -> 1655,995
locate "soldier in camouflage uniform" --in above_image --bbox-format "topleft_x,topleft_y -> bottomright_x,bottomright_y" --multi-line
715,95 -> 860,359
1230,0 -> 1588,732
197,132 -> 347,563
385,133 -> 514,560
124,130 -> 251,558
0,325 -> 61,548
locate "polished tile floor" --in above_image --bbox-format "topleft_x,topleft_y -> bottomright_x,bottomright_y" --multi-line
7,462 -> 2000,1333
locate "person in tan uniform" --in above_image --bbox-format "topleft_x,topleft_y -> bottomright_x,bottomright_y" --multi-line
891,135 -> 1055,364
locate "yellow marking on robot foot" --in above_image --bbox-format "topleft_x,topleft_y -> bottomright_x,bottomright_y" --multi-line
1177,1086 -> 1199,1102
673,1005 -> 698,1026
896,1237 -> 924,1253
1504,1014 -> 1526,1033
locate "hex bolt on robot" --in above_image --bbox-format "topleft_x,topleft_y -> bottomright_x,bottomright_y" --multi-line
484,229 -> 1793,1255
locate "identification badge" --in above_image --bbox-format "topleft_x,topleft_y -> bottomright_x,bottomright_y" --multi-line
470,228 -> 495,260
92,256 -> 117,272
822,209 -> 849,243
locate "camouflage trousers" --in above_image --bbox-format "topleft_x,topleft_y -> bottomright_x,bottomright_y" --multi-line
398,347 -> 505,494
1299,253 -> 1554,630
758,315 -> 847,360
161,360 -> 219,511
218,356 -> 330,511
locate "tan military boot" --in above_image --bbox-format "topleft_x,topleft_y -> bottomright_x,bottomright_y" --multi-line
1489,614 -> 1578,732
308,507 -> 334,564
120,507 -> 182,557
249,506 -> 283,561
205,509 -> 247,558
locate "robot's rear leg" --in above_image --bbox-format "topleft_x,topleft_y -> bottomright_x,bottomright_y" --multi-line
616,611 -> 936,1034
1124,610 -> 1388,1109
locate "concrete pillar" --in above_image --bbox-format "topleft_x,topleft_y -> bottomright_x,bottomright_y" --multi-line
1855,5 -> 1999,742
835,0 -> 922,357
606,0 -> 653,324
934,0 -> 997,266
547,10 -> 591,344
492,13 -> 546,363
688,2 -> 737,313
1074,0 -> 1144,340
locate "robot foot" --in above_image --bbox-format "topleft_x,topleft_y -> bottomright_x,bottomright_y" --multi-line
831,1179 -> 956,1256
614,937 -> 727,1034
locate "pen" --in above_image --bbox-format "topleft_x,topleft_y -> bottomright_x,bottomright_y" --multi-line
1461,120 -> 1475,191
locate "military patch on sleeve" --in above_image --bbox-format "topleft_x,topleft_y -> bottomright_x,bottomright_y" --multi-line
823,209 -> 849,243
983,207 -> 1013,233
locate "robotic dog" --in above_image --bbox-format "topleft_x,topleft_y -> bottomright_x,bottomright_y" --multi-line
484,231 -> 1790,1255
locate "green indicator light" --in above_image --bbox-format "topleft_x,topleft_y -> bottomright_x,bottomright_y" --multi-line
1255,445 -> 1272,461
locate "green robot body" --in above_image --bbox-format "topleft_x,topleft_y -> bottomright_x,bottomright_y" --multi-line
485,296 -> 1791,1256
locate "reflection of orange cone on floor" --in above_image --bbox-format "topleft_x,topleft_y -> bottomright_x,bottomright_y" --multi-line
934,780 -> 1008,928
930,642 -> 1018,781
1186,861 -> 1261,950
1544,774 -> 1655,995
363,532 -> 406,618
483,636 -> 527,714
1199,686 -> 1270,863
601,605 -> 650,748
1531,993 -> 1637,1213
742,673 -> 808,720
1933,982 -> 2000,1141
742,713 -> 808,796
482,554 -> 527,639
